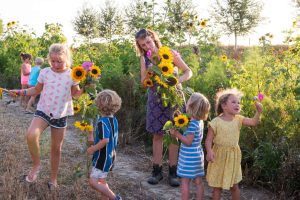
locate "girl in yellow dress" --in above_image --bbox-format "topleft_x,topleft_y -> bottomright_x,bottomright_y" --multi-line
205,88 -> 263,200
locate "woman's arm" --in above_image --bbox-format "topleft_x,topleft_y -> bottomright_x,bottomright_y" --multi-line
140,56 -> 147,85
242,102 -> 263,126
205,127 -> 215,162
172,50 -> 193,83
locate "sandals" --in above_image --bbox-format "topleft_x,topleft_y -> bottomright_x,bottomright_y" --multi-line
48,182 -> 59,190
25,167 -> 41,183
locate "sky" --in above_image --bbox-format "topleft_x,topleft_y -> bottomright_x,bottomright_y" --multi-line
0,0 -> 298,46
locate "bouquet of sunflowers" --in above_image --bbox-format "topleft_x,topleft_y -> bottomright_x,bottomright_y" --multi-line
163,113 -> 190,146
143,46 -> 186,108
71,62 -> 101,143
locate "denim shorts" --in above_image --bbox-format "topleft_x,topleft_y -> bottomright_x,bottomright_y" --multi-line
34,110 -> 67,128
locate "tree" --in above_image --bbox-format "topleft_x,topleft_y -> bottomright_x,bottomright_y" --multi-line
73,7 -> 99,39
211,0 -> 263,50
98,0 -> 124,43
124,0 -> 161,34
164,0 -> 198,46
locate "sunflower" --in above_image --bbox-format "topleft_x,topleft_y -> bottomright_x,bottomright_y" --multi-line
293,20 -> 297,28
7,22 -> 12,28
165,76 -> 178,87
11,21 -> 16,26
89,65 -> 101,78
158,62 -> 174,76
74,121 -> 88,131
143,78 -> 154,87
199,20 -> 207,28
159,46 -> 174,63
87,100 -> 93,106
73,105 -> 81,113
174,114 -> 189,128
71,66 -> 86,82
221,55 -> 227,62
147,70 -> 154,77
154,75 -> 168,88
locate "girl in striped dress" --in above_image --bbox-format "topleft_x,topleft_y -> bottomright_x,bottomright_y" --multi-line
170,92 -> 211,200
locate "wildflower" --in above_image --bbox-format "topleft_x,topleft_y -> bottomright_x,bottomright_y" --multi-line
200,20 -> 207,28
165,76 -> 178,87
174,114 -> 189,128
74,121 -> 89,131
221,55 -> 227,62
154,75 -> 168,88
146,50 -> 152,58
147,70 -> 154,77
74,105 -> 81,113
89,66 -> 101,78
71,66 -> 86,82
158,62 -> 174,76
82,61 -> 93,71
143,79 -> 154,87
159,46 -> 174,63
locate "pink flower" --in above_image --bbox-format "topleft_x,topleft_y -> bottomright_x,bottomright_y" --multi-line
146,50 -> 152,58
82,61 -> 93,71
258,92 -> 264,101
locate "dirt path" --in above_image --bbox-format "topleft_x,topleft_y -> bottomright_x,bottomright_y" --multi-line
0,95 -> 274,200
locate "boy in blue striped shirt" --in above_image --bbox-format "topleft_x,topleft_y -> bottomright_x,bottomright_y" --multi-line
87,89 -> 122,200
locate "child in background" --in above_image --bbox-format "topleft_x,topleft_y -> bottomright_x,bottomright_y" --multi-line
87,89 -> 122,200
170,92 -> 211,200
10,44 -> 82,189
25,57 -> 44,113
205,88 -> 263,200
20,53 -> 32,108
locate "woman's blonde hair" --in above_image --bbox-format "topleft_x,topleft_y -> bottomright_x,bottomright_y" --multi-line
186,92 -> 211,119
48,43 -> 72,67
135,29 -> 162,56
215,88 -> 243,115
95,89 -> 122,116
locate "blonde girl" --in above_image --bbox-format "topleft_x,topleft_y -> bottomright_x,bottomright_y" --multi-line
10,43 -> 82,189
170,92 -> 210,200
205,89 -> 263,200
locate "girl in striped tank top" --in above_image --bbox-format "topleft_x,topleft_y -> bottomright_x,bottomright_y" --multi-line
170,92 -> 211,200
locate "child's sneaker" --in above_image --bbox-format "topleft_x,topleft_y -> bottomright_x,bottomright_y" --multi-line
115,194 -> 122,200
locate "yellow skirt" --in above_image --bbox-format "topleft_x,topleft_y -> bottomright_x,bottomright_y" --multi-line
206,144 -> 242,190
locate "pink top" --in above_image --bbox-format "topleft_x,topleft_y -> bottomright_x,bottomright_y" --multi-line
37,67 -> 78,119
21,64 -> 31,85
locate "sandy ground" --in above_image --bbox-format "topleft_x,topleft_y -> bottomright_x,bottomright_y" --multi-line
0,95 -> 275,200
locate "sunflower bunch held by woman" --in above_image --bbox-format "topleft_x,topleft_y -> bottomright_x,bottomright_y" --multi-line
163,112 -> 190,146
143,46 -> 184,108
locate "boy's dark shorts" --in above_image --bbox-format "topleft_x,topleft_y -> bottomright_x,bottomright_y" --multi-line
34,110 -> 67,128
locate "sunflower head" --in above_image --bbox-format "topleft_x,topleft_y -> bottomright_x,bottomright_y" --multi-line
71,66 -> 86,82
200,20 -> 207,28
158,62 -> 174,76
166,76 -> 178,87
89,65 -> 101,78
159,46 -> 174,63
73,105 -> 81,113
174,114 -> 189,128
147,70 -> 154,77
74,121 -> 89,131
143,78 -> 154,87
0,88 -> 3,99
154,75 -> 168,88
221,55 -> 227,62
